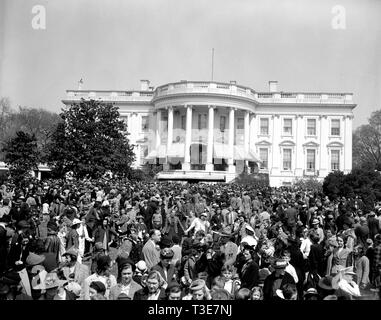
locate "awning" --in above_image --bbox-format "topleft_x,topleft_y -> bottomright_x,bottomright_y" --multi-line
233,146 -> 262,162
145,145 -> 167,159
167,143 -> 185,158
213,143 -> 232,159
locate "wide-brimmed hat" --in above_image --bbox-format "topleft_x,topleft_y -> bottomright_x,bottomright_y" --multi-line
160,235 -> 173,248
26,252 -> 46,267
312,219 -> 320,225
71,218 -> 81,226
368,211 -> 376,216
200,212 -> 208,217
245,225 -> 255,233
304,287 -> 319,298
318,276 -> 335,290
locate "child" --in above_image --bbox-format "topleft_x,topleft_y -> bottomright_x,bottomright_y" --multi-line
251,286 -> 263,300
221,265 -> 240,297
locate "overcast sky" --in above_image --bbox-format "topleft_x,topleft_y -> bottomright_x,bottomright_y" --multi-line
0,0 -> 380,128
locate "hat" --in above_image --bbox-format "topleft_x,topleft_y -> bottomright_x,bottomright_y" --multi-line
160,235 -> 173,248
71,218 -> 81,226
26,252 -> 46,266
17,220 -> 31,229
102,200 -> 110,207
312,219 -> 320,225
245,225 -> 255,233
201,212 -> 208,217
304,287 -> 319,298
63,247 -> 79,258
117,293 -> 131,300
327,214 -> 334,219
90,281 -> 106,293
96,196 -> 103,202
34,272 -> 67,290
94,242 -> 104,251
323,294 -> 338,300
126,204 -> 132,209
65,282 -> 82,297
160,248 -> 174,259
318,276 -> 335,290
135,260 -> 148,273
360,216 -> 367,223
189,279 -> 206,291
273,259 -> 287,269
368,211 -> 376,216
136,214 -> 144,220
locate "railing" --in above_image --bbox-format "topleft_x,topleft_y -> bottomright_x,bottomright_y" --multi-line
66,82 -> 354,105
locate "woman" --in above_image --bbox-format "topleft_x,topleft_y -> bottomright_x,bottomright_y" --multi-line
300,228 -> 312,259
251,286 -> 263,300
238,244 -> 259,290
326,235 -> 351,275
163,209 -> 185,240
187,279 -> 211,300
353,245 -> 370,290
109,261 -> 142,300
133,270 -> 166,300
93,217 -> 118,253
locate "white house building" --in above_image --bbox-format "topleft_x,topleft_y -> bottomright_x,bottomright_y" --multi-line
62,80 -> 356,187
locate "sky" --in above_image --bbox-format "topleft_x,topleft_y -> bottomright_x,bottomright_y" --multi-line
0,0 -> 380,129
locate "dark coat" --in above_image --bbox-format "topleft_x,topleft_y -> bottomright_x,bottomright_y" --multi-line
239,260 -> 259,290
151,262 -> 177,284
263,271 -> 295,301
133,287 -> 167,300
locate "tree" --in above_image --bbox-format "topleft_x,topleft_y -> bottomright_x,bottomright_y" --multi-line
293,177 -> 323,193
2,131 -> 39,186
353,110 -> 381,170
0,102 -> 61,161
45,99 -> 135,179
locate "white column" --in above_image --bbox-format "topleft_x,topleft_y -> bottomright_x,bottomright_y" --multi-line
182,105 -> 192,171
319,115 -> 329,177
228,107 -> 236,173
271,115 -> 281,175
244,110 -> 250,169
249,113 -> 256,151
167,106 -> 174,150
295,115 -> 304,177
344,115 -> 352,173
155,110 -> 161,149
206,105 -> 215,171
37,171 -> 42,180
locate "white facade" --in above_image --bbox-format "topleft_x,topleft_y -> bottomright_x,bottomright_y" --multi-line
63,80 -> 356,187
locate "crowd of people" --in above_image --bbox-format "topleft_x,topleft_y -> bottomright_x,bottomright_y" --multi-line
0,178 -> 380,301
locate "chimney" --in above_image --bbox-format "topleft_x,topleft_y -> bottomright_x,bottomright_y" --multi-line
140,80 -> 150,91
269,81 -> 278,92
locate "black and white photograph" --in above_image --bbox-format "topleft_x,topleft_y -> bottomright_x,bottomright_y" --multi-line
0,0 -> 380,308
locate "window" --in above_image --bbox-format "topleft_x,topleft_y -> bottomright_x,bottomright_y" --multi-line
306,149 -> 316,171
259,148 -> 268,169
237,117 -> 244,130
283,118 -> 292,135
141,116 -> 149,132
181,115 -> 186,130
198,114 -> 207,129
331,150 -> 340,170
283,148 -> 292,170
307,119 -> 316,136
260,118 -> 269,135
331,119 -> 340,136
220,116 -> 226,132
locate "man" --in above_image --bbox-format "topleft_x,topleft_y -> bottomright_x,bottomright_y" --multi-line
367,211 -> 380,241
355,217 -> 369,248
60,247 -> 89,287
263,259 -> 296,301
166,282 -> 182,300
89,281 -> 107,300
152,248 -> 177,287
311,218 -> 324,244
44,221 -> 61,265
142,229 -> 161,270
109,261 -> 142,300
0,217 -> 9,274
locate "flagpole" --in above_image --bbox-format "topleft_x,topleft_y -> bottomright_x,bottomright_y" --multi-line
211,48 -> 214,81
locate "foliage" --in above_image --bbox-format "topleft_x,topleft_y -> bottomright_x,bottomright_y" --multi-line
0,102 -> 61,161
232,171 -> 269,188
1,131 -> 39,186
45,99 -> 135,179
141,162 -> 162,179
353,110 -> 381,170
323,168 -> 381,211
293,177 -> 323,193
